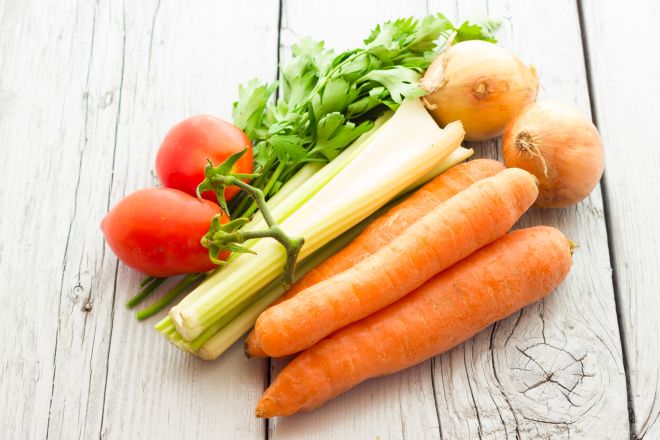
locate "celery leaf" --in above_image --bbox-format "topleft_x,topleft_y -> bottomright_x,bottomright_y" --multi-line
313,113 -> 373,161
232,80 -> 277,141
361,67 -> 424,103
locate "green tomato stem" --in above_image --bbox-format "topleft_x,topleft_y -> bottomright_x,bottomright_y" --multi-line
241,160 -> 287,219
199,163 -> 304,287
233,156 -> 274,218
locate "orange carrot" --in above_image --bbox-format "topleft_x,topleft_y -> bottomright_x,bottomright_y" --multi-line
251,168 -> 538,357
245,159 -> 504,357
256,226 -> 573,417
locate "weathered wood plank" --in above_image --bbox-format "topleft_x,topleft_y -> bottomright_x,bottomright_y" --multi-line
580,1 -> 660,438
43,1 -> 130,438
269,2 -> 444,439
430,1 -> 629,438
0,1 -> 104,438
93,1 -> 280,439
0,0 -> 279,438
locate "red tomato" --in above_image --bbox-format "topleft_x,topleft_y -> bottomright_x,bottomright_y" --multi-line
101,188 -> 228,277
156,115 -> 253,203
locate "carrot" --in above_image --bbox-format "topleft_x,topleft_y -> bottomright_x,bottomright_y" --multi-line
251,168 -> 538,357
256,226 -> 573,417
245,159 -> 505,357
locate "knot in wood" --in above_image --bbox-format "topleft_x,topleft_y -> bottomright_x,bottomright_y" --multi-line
515,343 -> 586,407
506,341 -> 597,424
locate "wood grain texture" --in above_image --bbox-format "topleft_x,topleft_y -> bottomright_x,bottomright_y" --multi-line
0,1 -> 277,439
0,1 -> 107,438
580,1 -> 660,438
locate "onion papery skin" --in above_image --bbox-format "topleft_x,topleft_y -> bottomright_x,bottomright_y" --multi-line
422,40 -> 539,142
502,101 -> 604,208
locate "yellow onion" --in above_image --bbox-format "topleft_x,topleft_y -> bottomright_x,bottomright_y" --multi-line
421,40 -> 539,141
502,101 -> 604,208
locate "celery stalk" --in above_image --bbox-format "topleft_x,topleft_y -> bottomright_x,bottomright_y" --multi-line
160,158 -> 334,311
157,116 -> 389,324
183,145 -> 474,359
154,118 -> 389,333
158,145 -> 471,357
405,146 -> 473,192
198,225 -> 367,359
154,165 -> 321,324
255,163 -> 322,212
170,98 -> 466,341
238,113 -> 391,239
166,219 -> 370,357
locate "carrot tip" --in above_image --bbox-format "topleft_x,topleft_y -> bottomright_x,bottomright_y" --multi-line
255,398 -> 275,418
245,332 -> 268,358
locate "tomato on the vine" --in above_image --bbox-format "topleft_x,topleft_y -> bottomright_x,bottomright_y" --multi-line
156,115 -> 253,203
101,188 -> 228,277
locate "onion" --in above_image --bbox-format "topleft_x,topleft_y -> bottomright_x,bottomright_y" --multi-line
421,40 -> 539,141
502,101 -> 604,208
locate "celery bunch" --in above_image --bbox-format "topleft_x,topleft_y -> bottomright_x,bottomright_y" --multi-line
164,98 -> 467,347
230,14 -> 496,217
129,15 -> 496,319
147,14 -> 498,355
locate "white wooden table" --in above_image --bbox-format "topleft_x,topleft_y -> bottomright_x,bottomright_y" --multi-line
1,1 -> 658,439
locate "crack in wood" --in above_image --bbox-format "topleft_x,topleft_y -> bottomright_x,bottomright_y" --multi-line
576,1 -> 640,438
514,341 -> 591,416
146,0 -> 161,77
638,375 -> 660,439
463,346 -> 484,440
488,388 -> 509,439
45,1 -> 99,437
97,1 -> 126,437
490,325 -> 522,440
397,391 -> 406,440
266,2 -> 284,439
429,358 -> 444,440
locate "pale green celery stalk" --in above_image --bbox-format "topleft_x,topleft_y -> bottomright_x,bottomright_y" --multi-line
166,219 -> 369,357
154,162 -> 326,332
155,318 -> 175,334
185,146 -> 473,359
161,144 -> 472,357
237,113 -> 391,239
257,163 -> 323,211
405,146 -> 473,192
163,328 -> 191,353
170,98 -> 466,341
169,162 -> 325,309
155,146 -> 472,351
155,116 -> 389,335
227,163 -> 322,257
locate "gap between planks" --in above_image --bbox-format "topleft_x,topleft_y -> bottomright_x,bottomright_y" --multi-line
96,1 -> 127,437
265,0 -> 286,437
575,1 -> 636,437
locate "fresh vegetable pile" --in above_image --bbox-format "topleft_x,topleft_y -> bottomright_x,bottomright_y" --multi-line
101,11 -> 604,419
